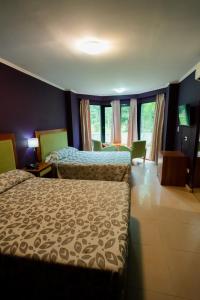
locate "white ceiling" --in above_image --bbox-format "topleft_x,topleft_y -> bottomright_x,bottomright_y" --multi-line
0,0 -> 200,95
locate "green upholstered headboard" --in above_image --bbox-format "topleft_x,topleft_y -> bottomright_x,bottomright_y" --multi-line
35,129 -> 68,162
0,134 -> 17,173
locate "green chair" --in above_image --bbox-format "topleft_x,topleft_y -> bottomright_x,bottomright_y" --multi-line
118,145 -> 131,152
131,140 -> 146,162
92,140 -> 102,151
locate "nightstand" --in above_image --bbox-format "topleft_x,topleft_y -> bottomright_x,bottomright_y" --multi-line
24,162 -> 52,177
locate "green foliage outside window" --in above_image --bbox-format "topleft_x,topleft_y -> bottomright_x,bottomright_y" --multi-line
141,102 -> 156,134
90,105 -> 101,140
90,102 -> 155,147
140,102 -> 156,158
121,105 -> 130,144
105,107 -> 112,143
121,105 -> 130,133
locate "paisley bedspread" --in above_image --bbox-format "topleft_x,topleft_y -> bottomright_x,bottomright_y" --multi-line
0,170 -> 130,274
49,150 -> 131,183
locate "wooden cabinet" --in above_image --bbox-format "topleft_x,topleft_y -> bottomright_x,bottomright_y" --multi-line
157,151 -> 188,186
193,156 -> 200,187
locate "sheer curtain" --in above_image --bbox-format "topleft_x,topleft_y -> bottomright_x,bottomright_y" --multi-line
149,93 -> 165,163
127,98 -> 138,147
80,99 -> 92,151
111,100 -> 121,144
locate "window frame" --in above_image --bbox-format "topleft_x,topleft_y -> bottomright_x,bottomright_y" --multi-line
137,97 -> 156,140
120,103 -> 130,145
90,104 -> 112,143
90,102 -> 131,144
90,104 -> 102,142
90,97 -> 161,146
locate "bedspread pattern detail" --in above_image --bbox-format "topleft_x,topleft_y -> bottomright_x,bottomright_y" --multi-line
0,178 -> 129,273
52,151 -> 131,183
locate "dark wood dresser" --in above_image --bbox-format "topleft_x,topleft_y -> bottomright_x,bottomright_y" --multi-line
157,151 -> 188,186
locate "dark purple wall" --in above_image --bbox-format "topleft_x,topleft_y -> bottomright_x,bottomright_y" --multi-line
163,84 -> 179,150
65,91 -> 81,149
175,72 -> 200,154
174,71 -> 200,186
0,63 -> 66,167
178,72 -> 200,105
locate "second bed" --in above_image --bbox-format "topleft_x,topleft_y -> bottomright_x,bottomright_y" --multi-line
35,129 -> 131,183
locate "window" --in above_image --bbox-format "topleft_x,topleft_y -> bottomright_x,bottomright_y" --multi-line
90,104 -> 112,143
121,104 -> 130,145
90,105 -> 101,141
90,103 -> 130,145
140,102 -> 156,158
90,101 -> 157,153
105,106 -> 112,143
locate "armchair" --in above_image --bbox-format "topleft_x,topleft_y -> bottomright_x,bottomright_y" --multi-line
131,140 -> 146,162
92,140 -> 102,151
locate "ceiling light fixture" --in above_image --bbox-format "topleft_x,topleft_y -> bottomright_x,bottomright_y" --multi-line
78,39 -> 110,55
113,88 -> 127,93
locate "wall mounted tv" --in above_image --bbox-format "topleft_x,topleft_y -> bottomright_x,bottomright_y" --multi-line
178,104 -> 190,126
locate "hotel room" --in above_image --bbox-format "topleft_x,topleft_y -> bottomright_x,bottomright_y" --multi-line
0,1 -> 200,299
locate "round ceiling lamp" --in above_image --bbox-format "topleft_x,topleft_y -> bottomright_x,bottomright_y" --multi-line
113,88 -> 127,93
78,39 -> 110,55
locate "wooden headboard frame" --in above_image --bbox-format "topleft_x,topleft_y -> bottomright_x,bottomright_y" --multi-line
0,133 -> 18,166
35,128 -> 66,162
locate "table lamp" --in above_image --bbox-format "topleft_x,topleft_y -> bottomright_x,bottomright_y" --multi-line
27,138 -> 39,167
27,138 -> 39,148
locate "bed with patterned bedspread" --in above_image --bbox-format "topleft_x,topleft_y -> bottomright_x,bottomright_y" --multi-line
0,170 -> 130,299
45,147 -> 131,183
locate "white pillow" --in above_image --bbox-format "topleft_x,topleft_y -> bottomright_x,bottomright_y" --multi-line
0,169 -> 34,194
45,147 -> 78,162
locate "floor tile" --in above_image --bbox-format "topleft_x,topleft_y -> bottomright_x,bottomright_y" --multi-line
130,217 -> 161,246
166,250 -> 200,300
173,210 -> 200,225
129,162 -> 200,300
127,242 -> 173,294
159,220 -> 200,253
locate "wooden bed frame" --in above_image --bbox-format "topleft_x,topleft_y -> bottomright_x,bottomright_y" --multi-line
0,133 -> 17,170
35,128 -> 67,162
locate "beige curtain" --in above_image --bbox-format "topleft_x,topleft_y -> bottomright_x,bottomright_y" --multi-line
127,99 -> 138,147
149,93 -> 165,163
80,99 -> 92,151
111,100 -> 121,144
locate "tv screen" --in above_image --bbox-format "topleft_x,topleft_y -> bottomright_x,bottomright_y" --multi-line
178,104 -> 190,126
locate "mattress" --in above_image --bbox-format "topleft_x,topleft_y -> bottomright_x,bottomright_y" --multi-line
0,170 -> 130,299
46,147 -> 131,183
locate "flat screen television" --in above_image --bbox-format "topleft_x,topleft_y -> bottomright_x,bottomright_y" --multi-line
178,104 -> 190,126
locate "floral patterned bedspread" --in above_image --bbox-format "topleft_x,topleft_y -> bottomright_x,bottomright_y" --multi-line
0,171 -> 130,274
54,150 -> 131,183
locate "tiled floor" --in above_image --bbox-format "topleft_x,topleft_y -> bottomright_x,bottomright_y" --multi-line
126,160 -> 200,300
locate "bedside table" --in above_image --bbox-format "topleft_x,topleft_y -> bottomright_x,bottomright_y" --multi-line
24,162 -> 52,177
